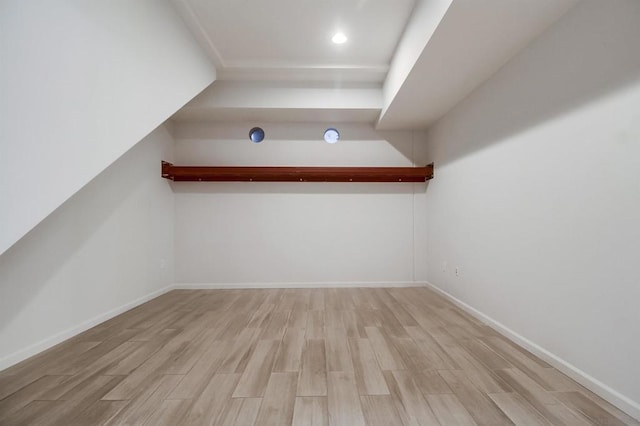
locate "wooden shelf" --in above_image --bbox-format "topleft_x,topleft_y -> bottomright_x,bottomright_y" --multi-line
161,161 -> 434,183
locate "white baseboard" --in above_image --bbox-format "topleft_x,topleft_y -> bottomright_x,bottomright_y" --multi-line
0,285 -> 174,371
174,281 -> 428,289
425,281 -> 640,422
0,281 -> 426,371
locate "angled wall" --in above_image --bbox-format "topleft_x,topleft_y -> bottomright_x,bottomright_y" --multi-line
423,0 -> 640,418
380,0 -> 452,121
0,125 -> 176,370
0,0 -> 215,255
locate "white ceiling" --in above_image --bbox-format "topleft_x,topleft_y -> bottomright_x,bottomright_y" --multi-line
170,0 -> 579,129
173,0 -> 416,83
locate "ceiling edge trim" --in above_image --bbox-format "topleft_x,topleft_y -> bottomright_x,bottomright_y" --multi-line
171,0 -> 226,69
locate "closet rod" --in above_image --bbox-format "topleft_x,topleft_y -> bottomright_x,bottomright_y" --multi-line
161,161 -> 433,183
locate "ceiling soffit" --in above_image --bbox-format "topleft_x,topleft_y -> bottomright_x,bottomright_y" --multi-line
170,0 -> 580,128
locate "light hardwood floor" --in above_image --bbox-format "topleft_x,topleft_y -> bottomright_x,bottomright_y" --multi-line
0,287 -> 637,425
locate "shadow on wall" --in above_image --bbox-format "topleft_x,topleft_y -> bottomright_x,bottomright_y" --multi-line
0,137 -> 153,341
429,1 -> 640,166
169,182 -> 426,195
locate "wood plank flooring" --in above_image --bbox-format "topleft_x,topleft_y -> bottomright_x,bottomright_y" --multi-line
0,287 -> 637,425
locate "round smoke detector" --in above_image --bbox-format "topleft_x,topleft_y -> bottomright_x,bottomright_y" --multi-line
324,128 -> 340,144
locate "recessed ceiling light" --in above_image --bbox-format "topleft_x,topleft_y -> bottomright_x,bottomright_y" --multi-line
331,33 -> 347,44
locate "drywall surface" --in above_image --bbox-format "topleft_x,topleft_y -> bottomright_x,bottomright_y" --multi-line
172,122 -> 428,286
0,126 -> 175,370
424,0 -> 640,416
381,0 -> 452,118
0,0 -> 215,255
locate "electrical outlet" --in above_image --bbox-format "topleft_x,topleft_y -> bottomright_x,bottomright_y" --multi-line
159,258 -> 167,270
455,266 -> 460,277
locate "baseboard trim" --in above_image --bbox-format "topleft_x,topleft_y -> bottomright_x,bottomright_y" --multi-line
0,281 -> 426,372
425,281 -> 640,421
174,281 -> 428,289
0,285 -> 174,371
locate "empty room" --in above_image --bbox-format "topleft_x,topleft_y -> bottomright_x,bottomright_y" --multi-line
1,0 -> 639,424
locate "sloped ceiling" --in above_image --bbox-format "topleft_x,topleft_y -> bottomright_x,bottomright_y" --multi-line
170,0 -> 579,128
0,0 -> 216,256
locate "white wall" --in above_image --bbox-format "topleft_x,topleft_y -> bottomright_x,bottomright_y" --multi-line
172,122 -> 428,286
0,0 -> 215,255
381,0 -> 452,119
424,0 -> 640,417
0,125 -> 175,370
